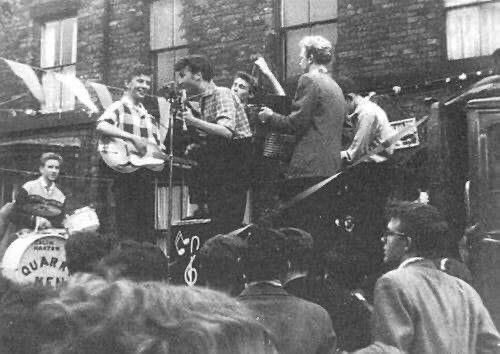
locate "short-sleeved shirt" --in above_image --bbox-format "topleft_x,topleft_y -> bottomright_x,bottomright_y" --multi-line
199,83 -> 252,139
97,96 -> 162,146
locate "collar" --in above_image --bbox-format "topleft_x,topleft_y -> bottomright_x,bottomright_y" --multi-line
201,81 -> 218,98
121,95 -> 148,115
38,176 -> 55,192
350,97 -> 371,118
398,257 -> 424,269
248,280 -> 282,288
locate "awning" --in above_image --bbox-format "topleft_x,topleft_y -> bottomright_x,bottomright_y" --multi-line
0,136 -> 81,147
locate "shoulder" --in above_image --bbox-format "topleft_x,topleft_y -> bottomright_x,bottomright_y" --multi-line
22,179 -> 39,192
214,86 -> 233,99
298,73 -> 317,87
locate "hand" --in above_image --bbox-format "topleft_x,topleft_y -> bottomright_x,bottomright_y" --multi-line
132,136 -> 148,156
255,57 -> 272,76
258,107 -> 273,123
182,109 -> 195,125
36,217 -> 52,230
340,150 -> 350,161
184,143 -> 200,156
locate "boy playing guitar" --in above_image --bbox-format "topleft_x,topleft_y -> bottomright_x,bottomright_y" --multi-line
96,64 -> 164,240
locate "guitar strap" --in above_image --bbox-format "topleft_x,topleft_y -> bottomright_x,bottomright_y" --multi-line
270,115 -> 429,215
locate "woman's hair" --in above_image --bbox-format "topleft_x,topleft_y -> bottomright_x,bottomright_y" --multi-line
36,273 -> 276,354
299,35 -> 333,65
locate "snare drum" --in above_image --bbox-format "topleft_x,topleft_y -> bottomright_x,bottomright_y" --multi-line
2,229 -> 69,286
63,206 -> 100,235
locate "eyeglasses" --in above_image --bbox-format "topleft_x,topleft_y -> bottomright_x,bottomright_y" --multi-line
381,229 -> 407,242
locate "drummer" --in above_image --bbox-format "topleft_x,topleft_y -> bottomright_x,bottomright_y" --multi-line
11,152 -> 66,230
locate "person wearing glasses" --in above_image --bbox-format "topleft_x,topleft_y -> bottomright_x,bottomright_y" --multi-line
354,201 -> 500,354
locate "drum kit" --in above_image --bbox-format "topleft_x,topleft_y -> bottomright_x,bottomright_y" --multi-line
1,203 -> 100,286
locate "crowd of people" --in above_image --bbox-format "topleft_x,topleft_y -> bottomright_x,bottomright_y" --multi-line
0,34 -> 499,353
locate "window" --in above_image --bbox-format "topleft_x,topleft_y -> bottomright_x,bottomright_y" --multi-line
445,0 -> 500,60
281,0 -> 338,78
40,17 -> 77,112
150,0 -> 188,90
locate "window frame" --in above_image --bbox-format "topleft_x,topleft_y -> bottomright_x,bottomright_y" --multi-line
40,16 -> 78,113
444,0 -> 500,60
278,0 -> 338,80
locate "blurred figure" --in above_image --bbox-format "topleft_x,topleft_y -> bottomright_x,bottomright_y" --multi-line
36,273 -> 276,354
95,239 -> 169,282
64,231 -> 117,274
0,275 -> 56,354
198,233 -> 247,296
238,225 -> 336,354
356,202 -> 500,353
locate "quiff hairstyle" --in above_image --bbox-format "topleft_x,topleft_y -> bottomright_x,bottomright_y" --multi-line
39,152 -> 63,167
299,35 -> 333,65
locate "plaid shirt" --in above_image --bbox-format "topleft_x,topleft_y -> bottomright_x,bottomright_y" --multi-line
200,83 -> 252,139
98,96 -> 162,146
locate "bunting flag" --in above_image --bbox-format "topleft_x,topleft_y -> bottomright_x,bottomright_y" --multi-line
89,82 -> 113,109
3,58 -> 45,104
54,73 -> 99,113
157,96 -> 171,141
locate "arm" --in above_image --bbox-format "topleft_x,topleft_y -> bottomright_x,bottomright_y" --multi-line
476,300 -> 500,353
342,111 -> 376,162
255,57 -> 286,96
182,109 -> 233,139
259,75 -> 317,135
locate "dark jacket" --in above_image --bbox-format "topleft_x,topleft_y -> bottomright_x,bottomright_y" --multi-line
238,282 -> 336,354
269,71 -> 345,179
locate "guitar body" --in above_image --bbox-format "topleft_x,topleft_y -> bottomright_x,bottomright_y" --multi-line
98,137 -> 166,173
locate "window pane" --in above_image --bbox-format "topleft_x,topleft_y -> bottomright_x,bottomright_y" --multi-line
60,65 -> 76,111
60,18 -> 77,65
486,123 -> 500,230
447,6 -> 481,59
479,2 -> 500,56
285,27 -> 309,78
150,0 -> 174,49
41,71 -> 60,112
41,21 -> 59,67
283,0 -> 308,27
311,22 -> 338,47
310,0 -> 337,22
156,48 -> 188,89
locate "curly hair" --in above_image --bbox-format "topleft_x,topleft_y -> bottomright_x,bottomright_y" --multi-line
125,63 -> 152,83
174,55 -> 214,81
36,274 -> 276,354
299,35 -> 333,65
386,201 -> 451,258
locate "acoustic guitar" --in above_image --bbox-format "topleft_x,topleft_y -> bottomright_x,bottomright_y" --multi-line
98,137 -> 167,173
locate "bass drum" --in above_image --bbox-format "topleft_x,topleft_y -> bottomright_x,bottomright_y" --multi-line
1,229 -> 69,287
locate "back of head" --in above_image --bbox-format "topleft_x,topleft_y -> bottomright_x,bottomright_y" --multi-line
278,227 -> 314,272
174,54 -> 214,81
243,225 -> 288,282
299,35 -> 333,65
95,240 -> 169,282
386,201 -> 450,258
198,234 -> 246,295
36,274 -> 275,354
65,231 -> 117,274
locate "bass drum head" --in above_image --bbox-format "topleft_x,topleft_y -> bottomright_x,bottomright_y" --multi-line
1,230 -> 69,287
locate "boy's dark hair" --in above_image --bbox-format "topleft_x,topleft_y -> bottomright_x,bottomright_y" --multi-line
234,71 -> 258,95
95,240 -> 169,282
198,234 -> 247,295
125,63 -> 152,83
386,201 -> 450,258
64,232 -> 117,274
40,152 -> 63,167
278,227 -> 314,271
174,55 -> 214,81
242,225 -> 288,282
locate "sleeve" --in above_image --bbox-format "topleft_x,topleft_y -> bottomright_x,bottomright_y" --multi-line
370,275 -> 415,352
215,90 -> 237,132
317,308 -> 337,354
268,74 -> 317,135
345,110 -> 376,161
476,299 -> 500,353
97,102 -> 120,126
9,187 -> 35,228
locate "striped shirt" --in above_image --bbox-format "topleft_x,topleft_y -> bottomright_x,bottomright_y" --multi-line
200,83 -> 252,139
98,96 -> 162,146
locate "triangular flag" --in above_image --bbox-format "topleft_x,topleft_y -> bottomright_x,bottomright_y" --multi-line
89,82 -> 113,109
157,96 -> 171,141
54,73 -> 99,113
3,58 -> 45,104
